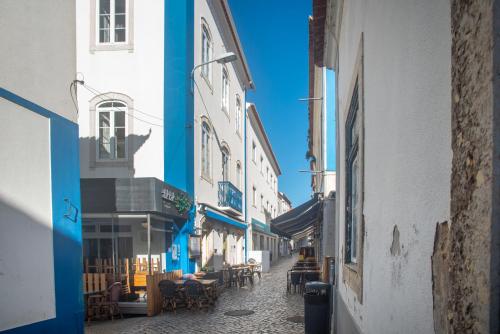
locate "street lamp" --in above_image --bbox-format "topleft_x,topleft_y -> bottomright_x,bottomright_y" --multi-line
190,52 -> 238,93
298,170 -> 325,174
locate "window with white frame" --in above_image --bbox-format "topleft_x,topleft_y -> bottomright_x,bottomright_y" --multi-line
260,155 -> 263,173
221,146 -> 230,182
236,162 -> 242,189
201,122 -> 211,179
252,141 -> 257,162
260,195 -> 264,212
201,23 -> 212,83
97,101 -> 127,160
221,68 -> 229,114
252,186 -> 257,206
235,97 -> 242,134
346,79 -> 360,264
266,167 -> 269,183
98,0 -> 127,44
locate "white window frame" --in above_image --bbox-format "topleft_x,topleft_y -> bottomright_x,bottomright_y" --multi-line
252,186 -> 257,207
96,0 -> 129,45
235,96 -> 242,135
252,141 -> 257,162
96,101 -> 128,161
221,68 -> 229,115
201,22 -> 213,85
201,122 -> 212,180
236,162 -> 242,189
221,146 -> 230,182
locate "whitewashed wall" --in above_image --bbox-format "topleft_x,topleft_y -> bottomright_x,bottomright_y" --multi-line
76,0 -> 165,180
335,1 -> 451,333
245,109 -> 279,225
0,0 -> 77,123
193,0 -> 246,213
0,0 -> 77,330
0,102 -> 55,331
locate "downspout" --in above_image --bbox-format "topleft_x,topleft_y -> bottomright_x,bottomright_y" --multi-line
244,89 -> 248,262
333,1 -> 343,332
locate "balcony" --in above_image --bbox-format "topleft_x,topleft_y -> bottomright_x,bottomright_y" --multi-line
218,181 -> 242,215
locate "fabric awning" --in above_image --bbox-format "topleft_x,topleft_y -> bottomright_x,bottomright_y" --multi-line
271,194 -> 321,238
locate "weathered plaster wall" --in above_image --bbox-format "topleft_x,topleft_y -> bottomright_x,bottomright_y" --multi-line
433,1 -> 500,333
335,0 -> 452,333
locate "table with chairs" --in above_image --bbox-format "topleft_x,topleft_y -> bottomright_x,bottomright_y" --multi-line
222,260 -> 262,288
287,260 -> 322,294
158,278 -> 218,313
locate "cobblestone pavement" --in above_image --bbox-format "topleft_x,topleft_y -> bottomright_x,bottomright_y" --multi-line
86,255 -> 304,334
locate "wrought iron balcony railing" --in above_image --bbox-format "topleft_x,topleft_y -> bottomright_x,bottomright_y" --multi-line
218,181 -> 242,214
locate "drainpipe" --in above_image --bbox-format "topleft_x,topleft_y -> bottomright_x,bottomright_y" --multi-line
244,88 -> 248,262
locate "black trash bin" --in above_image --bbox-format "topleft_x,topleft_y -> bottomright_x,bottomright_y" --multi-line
304,281 -> 331,334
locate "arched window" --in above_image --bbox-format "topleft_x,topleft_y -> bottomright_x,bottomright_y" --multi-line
97,101 -> 127,160
236,161 -> 242,189
221,68 -> 229,114
235,96 -> 242,134
201,122 -> 211,178
221,145 -> 230,182
201,22 -> 212,82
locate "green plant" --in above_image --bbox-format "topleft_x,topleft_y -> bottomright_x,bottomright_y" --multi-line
174,193 -> 192,215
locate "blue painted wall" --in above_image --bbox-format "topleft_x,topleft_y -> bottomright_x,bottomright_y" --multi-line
0,88 -> 83,334
325,69 -> 336,171
164,0 -> 196,274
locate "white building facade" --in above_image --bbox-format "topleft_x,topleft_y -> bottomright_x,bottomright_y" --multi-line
277,192 -> 292,216
245,103 -> 281,263
324,0 -> 453,333
76,0 -> 254,275
0,1 -> 83,332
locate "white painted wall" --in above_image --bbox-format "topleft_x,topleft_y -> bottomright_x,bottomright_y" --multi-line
335,1 -> 451,333
0,0 -> 77,122
245,106 -> 279,225
0,1 -> 76,330
76,0 -> 165,180
193,0 -> 246,213
0,101 -> 55,331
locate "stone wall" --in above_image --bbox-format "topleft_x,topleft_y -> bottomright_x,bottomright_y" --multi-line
433,1 -> 500,332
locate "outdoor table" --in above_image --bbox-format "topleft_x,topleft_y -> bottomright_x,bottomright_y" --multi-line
174,279 -> 218,299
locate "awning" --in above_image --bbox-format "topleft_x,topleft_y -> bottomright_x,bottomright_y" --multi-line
80,177 -> 191,222
271,194 -> 321,238
252,218 -> 277,237
200,204 -> 247,230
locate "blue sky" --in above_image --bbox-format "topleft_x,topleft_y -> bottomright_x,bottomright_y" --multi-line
229,0 -> 313,207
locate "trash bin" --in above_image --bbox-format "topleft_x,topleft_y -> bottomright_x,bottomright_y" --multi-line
304,281 -> 331,334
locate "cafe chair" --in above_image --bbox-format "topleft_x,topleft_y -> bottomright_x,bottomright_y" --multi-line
159,280 -> 180,313
290,272 -> 302,294
99,282 -> 123,321
184,280 -> 213,310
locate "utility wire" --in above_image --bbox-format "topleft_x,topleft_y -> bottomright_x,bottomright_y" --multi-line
81,84 -> 163,128
83,83 -> 163,121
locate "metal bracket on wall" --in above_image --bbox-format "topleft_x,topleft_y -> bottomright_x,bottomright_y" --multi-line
63,198 -> 78,223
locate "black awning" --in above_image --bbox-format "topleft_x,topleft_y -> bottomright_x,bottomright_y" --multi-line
81,177 -> 191,221
271,194 -> 321,238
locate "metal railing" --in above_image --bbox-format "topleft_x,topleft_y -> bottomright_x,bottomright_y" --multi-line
218,181 -> 242,213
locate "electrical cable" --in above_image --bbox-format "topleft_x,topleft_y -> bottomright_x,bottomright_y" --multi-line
81,84 -> 163,128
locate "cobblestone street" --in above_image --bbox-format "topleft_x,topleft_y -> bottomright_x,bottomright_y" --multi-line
85,255 -> 304,334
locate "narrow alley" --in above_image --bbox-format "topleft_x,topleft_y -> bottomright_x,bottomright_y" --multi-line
86,256 -> 304,334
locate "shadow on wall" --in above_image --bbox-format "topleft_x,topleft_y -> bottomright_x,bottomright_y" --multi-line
0,197 -> 83,334
79,129 -> 152,176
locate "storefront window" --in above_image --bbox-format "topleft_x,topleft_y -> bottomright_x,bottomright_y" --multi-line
82,216 -> 173,303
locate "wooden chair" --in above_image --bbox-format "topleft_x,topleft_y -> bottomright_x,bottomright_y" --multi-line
183,280 -> 213,310
101,282 -> 123,321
